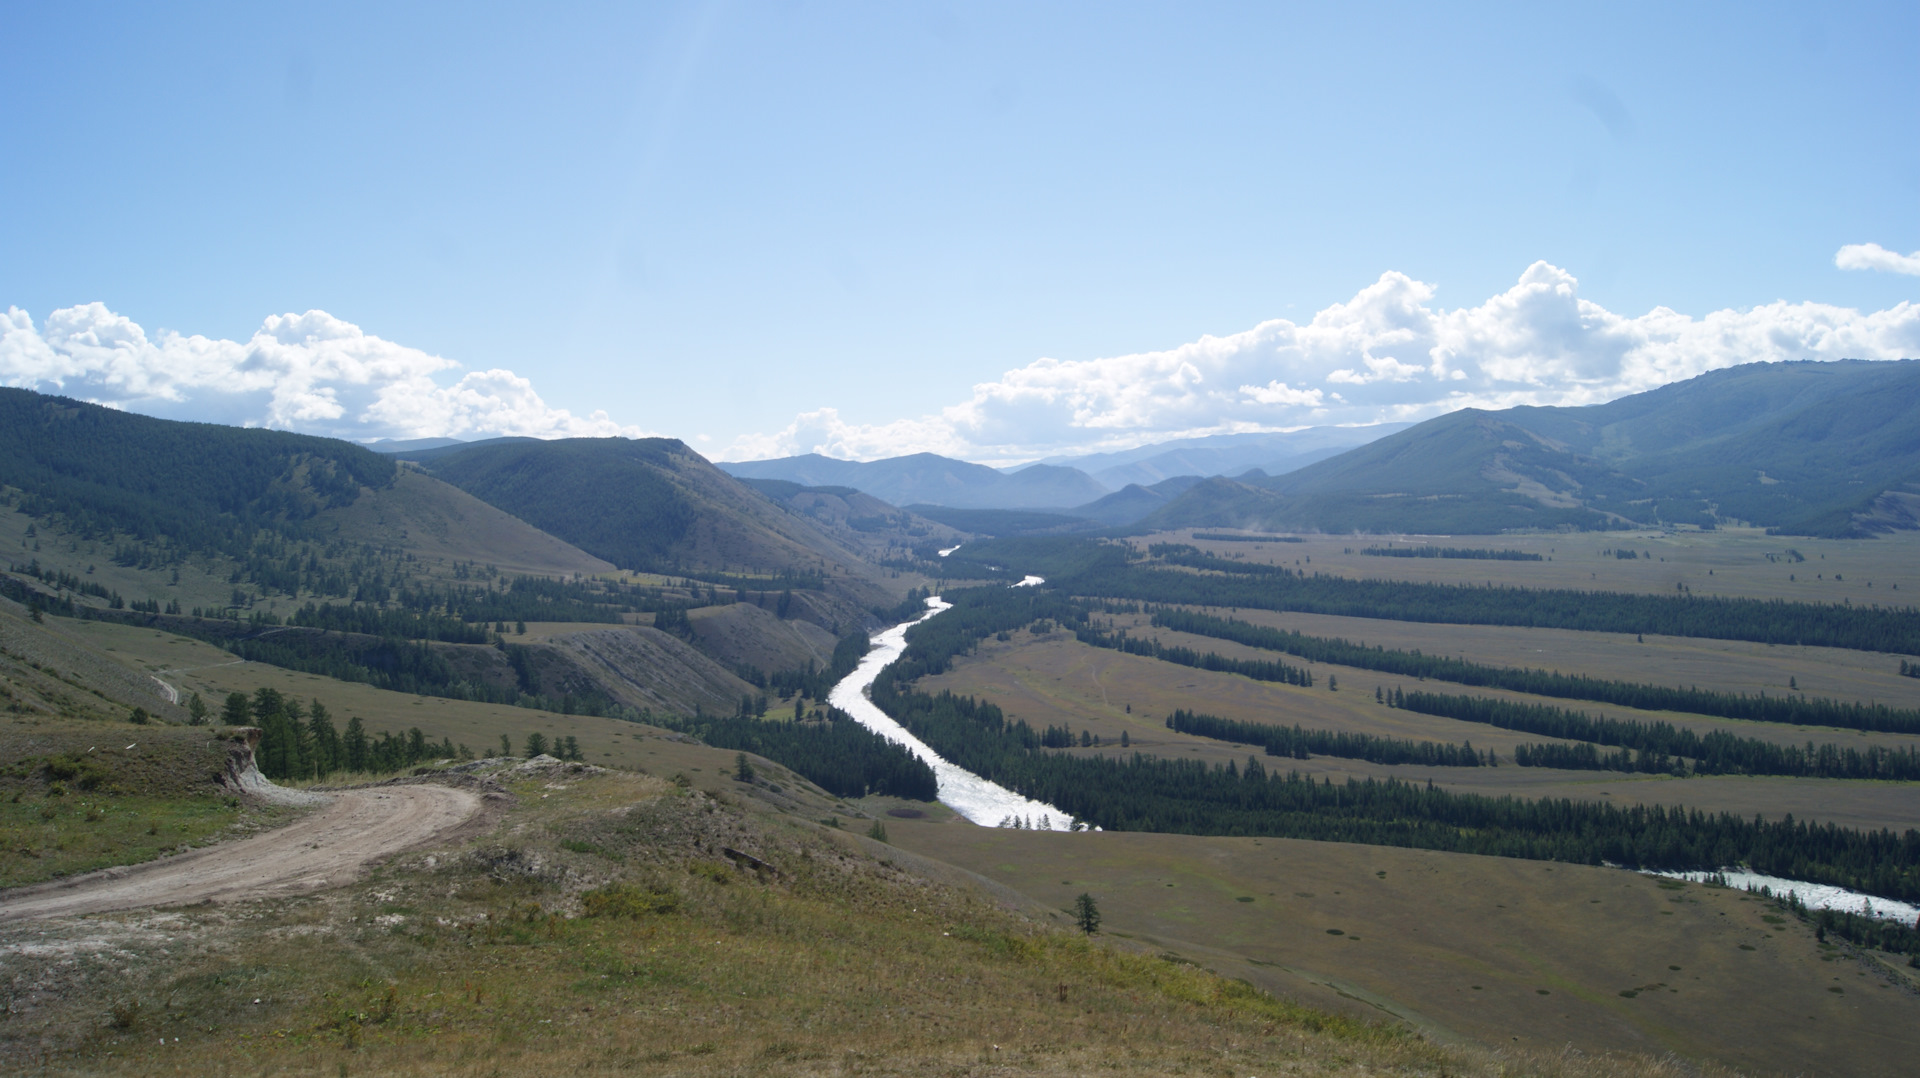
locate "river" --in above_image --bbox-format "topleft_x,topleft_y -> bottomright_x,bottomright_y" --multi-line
1644,869 -> 1920,923
828,593 -> 1078,831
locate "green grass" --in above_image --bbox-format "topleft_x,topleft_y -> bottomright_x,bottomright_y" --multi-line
0,723 -> 270,887
0,788 -> 240,888
4,768 -> 1746,1078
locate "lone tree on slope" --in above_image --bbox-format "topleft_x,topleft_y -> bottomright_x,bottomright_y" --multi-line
1073,893 -> 1102,936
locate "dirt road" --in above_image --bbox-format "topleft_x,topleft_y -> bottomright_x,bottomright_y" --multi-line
0,785 -> 481,922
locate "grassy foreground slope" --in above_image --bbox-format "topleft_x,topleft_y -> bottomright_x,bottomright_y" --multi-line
0,757 -> 1725,1078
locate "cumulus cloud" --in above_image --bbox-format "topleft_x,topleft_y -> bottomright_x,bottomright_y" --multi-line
1836,242 -> 1920,276
722,261 -> 1920,464
0,304 -> 651,442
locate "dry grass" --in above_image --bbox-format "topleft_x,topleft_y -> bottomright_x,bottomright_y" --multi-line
888,817 -> 1920,1078
1,769 -> 1737,1078
1148,525 -> 1920,605
921,627 -> 1920,833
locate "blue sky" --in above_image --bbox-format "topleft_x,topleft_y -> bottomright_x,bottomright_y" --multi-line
2,1 -> 1916,462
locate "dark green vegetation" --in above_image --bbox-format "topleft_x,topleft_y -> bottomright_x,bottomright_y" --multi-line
1155,609 -> 1920,731
910,505 -> 1097,537
1127,359 -> 1920,536
0,388 -> 394,561
1393,691 -> 1920,780
420,438 -> 701,570
1076,622 -> 1314,687
949,537 -> 1920,652
1191,532 -> 1304,543
656,711 -> 938,801
868,582 -> 1920,901
1361,545 -> 1543,561
877,676 -> 1920,901
236,687 -> 502,780
1167,708 -> 1491,767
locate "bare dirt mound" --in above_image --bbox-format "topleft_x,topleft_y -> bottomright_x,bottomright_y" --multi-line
0,784 -> 480,923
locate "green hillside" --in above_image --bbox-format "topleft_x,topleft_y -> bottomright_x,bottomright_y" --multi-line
1141,359 -> 1920,535
0,387 -> 396,559
416,438 -> 896,604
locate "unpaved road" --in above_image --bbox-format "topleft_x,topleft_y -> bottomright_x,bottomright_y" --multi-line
0,785 -> 480,923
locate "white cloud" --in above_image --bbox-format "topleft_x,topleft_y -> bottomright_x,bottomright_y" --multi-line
722,260 -> 1920,464
1836,242 -> 1920,276
0,304 -> 652,442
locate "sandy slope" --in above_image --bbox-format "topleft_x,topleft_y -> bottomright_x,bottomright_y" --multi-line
0,785 -> 479,922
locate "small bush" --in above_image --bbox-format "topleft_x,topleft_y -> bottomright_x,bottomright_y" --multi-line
581,882 -> 679,918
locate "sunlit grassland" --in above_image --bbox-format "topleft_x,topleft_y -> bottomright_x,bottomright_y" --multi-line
11,769 -> 1711,1078
1147,526 -> 1920,605
920,625 -> 1920,833
886,814 -> 1920,1078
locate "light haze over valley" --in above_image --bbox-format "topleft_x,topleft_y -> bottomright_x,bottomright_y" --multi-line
1,5 -> 1917,1077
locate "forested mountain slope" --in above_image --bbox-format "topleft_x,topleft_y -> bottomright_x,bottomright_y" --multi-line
1141,359 -> 1920,535
0,388 -> 396,558
414,438 -> 893,606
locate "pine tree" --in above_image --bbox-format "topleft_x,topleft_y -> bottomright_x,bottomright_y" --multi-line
344,715 -> 369,772
222,691 -> 252,727
525,732 -> 548,757
1073,893 -> 1102,935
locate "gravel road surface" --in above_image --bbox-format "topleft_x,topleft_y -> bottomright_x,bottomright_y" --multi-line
0,785 -> 480,923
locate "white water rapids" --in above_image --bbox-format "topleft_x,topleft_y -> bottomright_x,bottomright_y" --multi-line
1643,869 -> 1920,923
828,592 -> 1079,831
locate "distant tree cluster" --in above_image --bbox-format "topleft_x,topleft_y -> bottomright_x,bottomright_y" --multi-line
1394,690 -> 1920,781
1167,708 -> 1491,767
942,537 -> 1920,653
235,688 -> 469,780
1360,546 -> 1543,561
658,710 -> 937,801
1155,610 -> 1920,733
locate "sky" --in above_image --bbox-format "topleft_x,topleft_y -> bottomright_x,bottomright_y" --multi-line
1,1 -> 1917,465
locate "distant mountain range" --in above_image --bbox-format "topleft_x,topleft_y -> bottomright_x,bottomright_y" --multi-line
1132,359 -> 1920,537
715,424 -> 1409,513
716,360 -> 1920,537
1033,423 -> 1413,489
717,452 -> 1112,510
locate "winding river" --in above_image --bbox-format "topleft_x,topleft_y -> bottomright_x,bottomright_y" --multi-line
1645,869 -> 1920,923
828,592 -> 1078,830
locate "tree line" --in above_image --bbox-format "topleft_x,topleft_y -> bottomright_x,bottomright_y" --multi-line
1359,546 -> 1543,561
1074,624 -> 1315,687
656,711 -> 937,801
1393,690 -> 1920,781
866,677 -> 1920,902
951,536 -> 1920,653
1154,609 -> 1920,733
1167,708 -> 1491,767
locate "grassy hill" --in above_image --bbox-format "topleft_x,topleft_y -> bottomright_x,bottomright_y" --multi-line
414,438 -> 897,606
1139,360 -> 1920,536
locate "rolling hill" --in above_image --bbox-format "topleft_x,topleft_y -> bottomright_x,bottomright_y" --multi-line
1138,359 -> 1920,536
407,438 -> 895,607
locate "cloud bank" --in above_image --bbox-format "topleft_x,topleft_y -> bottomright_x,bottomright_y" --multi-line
724,261 -> 1920,463
1837,243 -> 1920,277
0,304 -> 650,442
